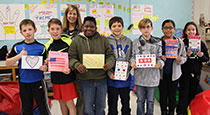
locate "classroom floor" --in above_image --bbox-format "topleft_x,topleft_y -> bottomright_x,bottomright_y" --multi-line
50,91 -> 162,115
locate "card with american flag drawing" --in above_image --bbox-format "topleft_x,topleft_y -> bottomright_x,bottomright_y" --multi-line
48,51 -> 69,72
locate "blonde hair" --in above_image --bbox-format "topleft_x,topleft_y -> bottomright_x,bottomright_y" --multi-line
138,18 -> 153,29
62,5 -> 82,31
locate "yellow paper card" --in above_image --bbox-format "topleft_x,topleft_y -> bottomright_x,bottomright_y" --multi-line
118,5 -> 122,9
50,0 -> 54,3
92,9 -> 97,14
83,54 -> 104,69
25,4 -> 29,10
144,15 -> 152,19
41,0 -> 47,4
96,19 -> 100,27
133,22 -> 138,29
4,26 -> 15,34
104,19 -> 109,27
106,9 -> 111,14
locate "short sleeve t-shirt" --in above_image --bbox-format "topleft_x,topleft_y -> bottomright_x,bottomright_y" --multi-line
8,40 -> 46,83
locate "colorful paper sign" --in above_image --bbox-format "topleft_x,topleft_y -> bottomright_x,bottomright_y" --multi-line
90,4 -> 114,36
48,51 -> 69,72
114,61 -> 128,81
0,4 -> 25,40
136,54 -> 156,68
21,56 -> 43,69
165,39 -> 178,58
131,4 -> 153,34
83,54 -> 104,69
29,4 -> 57,39
188,36 -> 201,52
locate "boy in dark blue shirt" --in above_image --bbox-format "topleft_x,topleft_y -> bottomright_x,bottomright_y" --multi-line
6,19 -> 51,115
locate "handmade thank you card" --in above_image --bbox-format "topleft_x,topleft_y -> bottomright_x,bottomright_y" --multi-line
114,61 -> 128,81
21,56 -> 43,69
165,39 -> 178,58
83,54 -> 105,69
188,36 -> 201,52
48,51 -> 69,72
136,54 -> 156,68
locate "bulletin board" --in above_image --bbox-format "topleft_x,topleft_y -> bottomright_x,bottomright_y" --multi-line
0,0 -> 192,48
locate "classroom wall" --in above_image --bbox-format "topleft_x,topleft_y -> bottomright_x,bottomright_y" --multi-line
0,0 -> 192,49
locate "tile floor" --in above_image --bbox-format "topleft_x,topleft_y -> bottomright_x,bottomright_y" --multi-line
50,91 -> 162,115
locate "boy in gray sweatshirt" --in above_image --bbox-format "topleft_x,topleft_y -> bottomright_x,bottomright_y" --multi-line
130,18 -> 164,115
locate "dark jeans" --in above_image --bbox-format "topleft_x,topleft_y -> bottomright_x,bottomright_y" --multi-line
107,86 -> 131,115
159,74 -> 178,114
177,74 -> 200,114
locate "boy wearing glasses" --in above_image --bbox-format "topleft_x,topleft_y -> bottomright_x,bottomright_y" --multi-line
130,18 -> 164,115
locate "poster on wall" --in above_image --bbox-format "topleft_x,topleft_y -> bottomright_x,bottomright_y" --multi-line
131,5 -> 153,34
29,4 -> 57,39
0,4 -> 25,40
89,4 -> 114,36
60,4 -> 86,23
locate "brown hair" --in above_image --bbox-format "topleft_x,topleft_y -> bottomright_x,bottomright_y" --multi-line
48,18 -> 62,28
62,5 -> 82,31
19,19 -> 36,30
109,16 -> 124,29
138,18 -> 153,29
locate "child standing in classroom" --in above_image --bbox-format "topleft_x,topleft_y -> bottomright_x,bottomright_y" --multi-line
68,16 -> 115,115
159,19 -> 186,115
45,18 -> 77,115
107,16 -> 132,115
6,19 -> 51,115
130,18 -> 164,115
177,22 -> 209,115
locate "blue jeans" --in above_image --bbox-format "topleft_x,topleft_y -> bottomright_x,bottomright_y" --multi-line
79,79 -> 107,115
136,85 -> 156,115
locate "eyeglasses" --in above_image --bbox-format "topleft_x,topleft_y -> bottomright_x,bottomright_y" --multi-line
141,25 -> 152,29
162,26 -> 174,30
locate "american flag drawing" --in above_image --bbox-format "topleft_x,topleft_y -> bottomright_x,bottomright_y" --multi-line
48,51 -> 69,72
